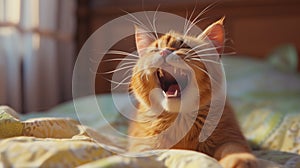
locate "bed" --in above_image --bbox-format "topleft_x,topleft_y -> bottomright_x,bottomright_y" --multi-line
1,45 -> 300,167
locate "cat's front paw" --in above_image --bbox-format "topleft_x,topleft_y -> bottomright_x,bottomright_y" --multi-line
219,153 -> 257,168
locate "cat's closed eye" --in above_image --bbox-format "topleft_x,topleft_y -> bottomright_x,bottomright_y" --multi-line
149,48 -> 160,53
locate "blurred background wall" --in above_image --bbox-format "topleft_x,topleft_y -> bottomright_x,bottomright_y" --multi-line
0,0 -> 300,113
76,0 -> 300,94
0,0 -> 76,113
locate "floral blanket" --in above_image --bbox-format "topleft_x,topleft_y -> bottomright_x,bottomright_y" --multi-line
0,102 -> 299,168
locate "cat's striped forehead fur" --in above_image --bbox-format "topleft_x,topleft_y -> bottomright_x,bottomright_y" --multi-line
151,32 -> 199,49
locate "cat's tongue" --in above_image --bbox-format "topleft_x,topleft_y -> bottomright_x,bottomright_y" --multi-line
166,84 -> 180,98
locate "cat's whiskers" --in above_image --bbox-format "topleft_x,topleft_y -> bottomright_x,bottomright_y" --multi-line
101,50 -> 138,79
123,68 -> 133,78
184,17 -> 209,38
144,6 -> 160,40
179,40 -> 187,48
107,75 -> 132,90
102,58 -> 138,62
123,10 -> 149,30
183,2 -> 218,37
120,64 -> 135,78
184,46 -> 221,59
194,46 -> 222,53
222,51 -> 236,56
191,42 -> 210,50
189,63 -> 218,84
184,9 -> 201,37
118,61 -> 137,68
183,10 -> 189,37
123,10 -> 158,41
188,46 -> 237,58
187,53 -> 219,58
183,5 -> 197,38
184,53 -> 219,60
100,65 -> 136,75
186,58 -> 223,65
102,68 -> 145,90
184,43 -> 210,58
106,50 -> 139,58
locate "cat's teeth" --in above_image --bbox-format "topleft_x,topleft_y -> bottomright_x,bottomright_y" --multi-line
174,68 -> 177,74
162,91 -> 167,97
174,90 -> 178,97
158,69 -> 164,77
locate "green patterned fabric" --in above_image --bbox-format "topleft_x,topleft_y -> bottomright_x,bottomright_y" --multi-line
222,49 -> 300,153
2,106 -> 298,167
0,108 -> 285,167
0,106 -> 23,138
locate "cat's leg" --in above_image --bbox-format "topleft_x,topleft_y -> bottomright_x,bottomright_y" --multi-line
209,104 -> 258,167
214,142 -> 257,168
128,121 -> 156,152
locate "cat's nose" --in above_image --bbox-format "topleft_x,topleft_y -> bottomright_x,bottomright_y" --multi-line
160,48 -> 174,57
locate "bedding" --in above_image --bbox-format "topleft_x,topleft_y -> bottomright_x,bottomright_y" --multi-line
0,106 -> 290,168
1,45 -> 300,167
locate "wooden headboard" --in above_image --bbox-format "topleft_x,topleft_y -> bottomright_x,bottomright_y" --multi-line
76,0 -> 300,94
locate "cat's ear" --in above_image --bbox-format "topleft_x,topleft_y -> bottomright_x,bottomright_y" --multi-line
198,17 -> 225,54
135,25 -> 155,56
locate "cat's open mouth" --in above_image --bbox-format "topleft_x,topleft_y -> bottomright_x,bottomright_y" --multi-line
157,67 -> 189,98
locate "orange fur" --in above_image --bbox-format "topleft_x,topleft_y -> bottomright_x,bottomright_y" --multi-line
128,18 -> 257,168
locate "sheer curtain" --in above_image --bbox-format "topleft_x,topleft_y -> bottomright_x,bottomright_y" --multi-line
0,0 -> 76,113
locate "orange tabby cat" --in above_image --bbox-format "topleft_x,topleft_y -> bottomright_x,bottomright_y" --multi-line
128,18 -> 257,168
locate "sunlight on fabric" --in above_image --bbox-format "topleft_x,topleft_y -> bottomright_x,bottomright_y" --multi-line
0,27 -> 14,36
21,0 -> 40,50
0,0 -> 19,35
0,0 -> 75,113
0,0 -> 20,23
33,33 -> 40,50
21,0 -> 39,29
31,0 -> 40,50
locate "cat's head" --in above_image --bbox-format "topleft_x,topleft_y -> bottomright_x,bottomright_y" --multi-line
131,18 -> 225,113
